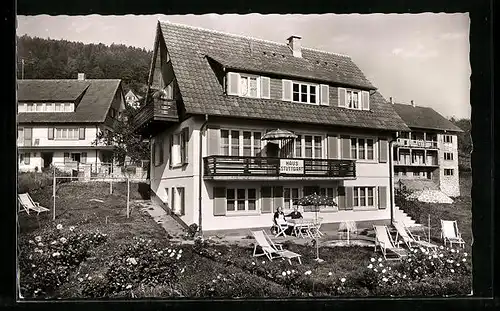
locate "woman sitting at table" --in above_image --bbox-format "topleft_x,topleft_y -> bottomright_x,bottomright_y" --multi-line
272,206 -> 288,235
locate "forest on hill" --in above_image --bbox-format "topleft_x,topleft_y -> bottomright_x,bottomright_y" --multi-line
16,35 -> 152,97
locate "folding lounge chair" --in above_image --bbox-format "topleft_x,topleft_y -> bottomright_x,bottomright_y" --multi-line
18,193 -> 50,215
393,221 -> 438,251
251,230 -> 302,264
373,225 -> 407,261
441,220 -> 465,248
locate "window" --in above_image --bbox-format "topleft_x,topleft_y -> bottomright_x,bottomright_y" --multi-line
110,108 -> 116,118
170,128 -> 189,166
153,139 -> 163,166
444,135 -> 453,143
220,129 -> 262,156
444,152 -> 454,161
350,138 -> 375,160
36,103 -> 43,112
444,169 -> 454,176
22,152 -> 30,165
240,75 -> 259,98
294,135 -> 302,158
353,187 -> 375,208
55,103 -> 63,112
347,90 -> 360,109
64,103 -> 72,112
226,188 -> 257,212
319,187 -> 336,209
17,128 -> 23,145
71,153 -> 81,163
292,82 -> 318,104
171,187 -> 185,216
55,128 -> 79,140
284,187 -> 300,210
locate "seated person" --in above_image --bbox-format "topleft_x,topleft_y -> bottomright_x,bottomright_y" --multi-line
272,206 -> 287,235
286,206 -> 303,219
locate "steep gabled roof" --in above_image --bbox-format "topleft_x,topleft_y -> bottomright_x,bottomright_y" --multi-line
392,103 -> 464,133
17,79 -> 122,124
156,20 -> 410,132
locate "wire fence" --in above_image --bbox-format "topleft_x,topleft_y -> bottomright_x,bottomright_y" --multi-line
49,161 -> 149,181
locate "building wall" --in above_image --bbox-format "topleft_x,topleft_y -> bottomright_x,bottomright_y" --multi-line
18,149 -> 105,172
437,133 -> 460,197
17,125 -> 104,148
149,116 -> 395,231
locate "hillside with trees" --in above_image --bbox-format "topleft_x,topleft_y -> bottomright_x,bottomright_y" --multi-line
16,35 -> 152,97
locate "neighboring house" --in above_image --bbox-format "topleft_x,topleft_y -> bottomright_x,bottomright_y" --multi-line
133,21 -> 410,234
17,73 -> 126,173
125,89 -> 143,109
391,100 -> 464,197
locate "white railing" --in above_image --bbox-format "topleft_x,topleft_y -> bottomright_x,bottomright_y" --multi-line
395,138 -> 438,148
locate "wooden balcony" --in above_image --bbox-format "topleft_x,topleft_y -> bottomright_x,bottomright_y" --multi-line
132,99 -> 179,138
204,155 -> 356,180
395,138 -> 438,149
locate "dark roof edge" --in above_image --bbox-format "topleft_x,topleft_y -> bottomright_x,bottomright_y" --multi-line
405,125 -> 464,133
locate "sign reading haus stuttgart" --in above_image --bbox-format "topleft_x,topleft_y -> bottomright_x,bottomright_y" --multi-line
279,159 -> 304,174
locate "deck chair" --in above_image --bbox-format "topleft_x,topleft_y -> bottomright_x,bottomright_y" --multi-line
373,225 -> 407,261
251,230 -> 302,264
441,220 -> 465,248
18,193 -> 50,215
394,221 -> 438,251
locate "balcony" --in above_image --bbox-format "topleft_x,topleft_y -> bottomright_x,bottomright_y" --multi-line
204,156 -> 356,180
394,160 -> 439,167
132,99 -> 179,138
395,138 -> 438,149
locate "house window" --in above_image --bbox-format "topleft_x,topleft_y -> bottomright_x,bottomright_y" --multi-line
347,90 -> 360,109
444,169 -> 454,176
319,187 -> 336,209
444,152 -> 454,161
292,82 -> 318,104
55,103 -> 63,112
240,75 -> 259,98
153,139 -> 163,166
110,108 -> 116,118
226,188 -> 257,212
170,128 -> 188,166
444,135 -> 453,143
220,129 -> 262,156
284,187 -> 300,210
55,128 -> 79,140
353,187 -> 375,208
350,138 -> 375,160
21,152 -> 30,165
294,135 -> 302,157
171,187 -> 185,216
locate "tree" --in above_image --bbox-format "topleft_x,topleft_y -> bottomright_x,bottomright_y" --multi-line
93,105 -> 149,166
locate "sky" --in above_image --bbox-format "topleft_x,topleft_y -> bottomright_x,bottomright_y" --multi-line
16,13 -> 471,119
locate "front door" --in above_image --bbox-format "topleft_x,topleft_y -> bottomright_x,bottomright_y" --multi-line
71,153 -> 81,163
41,152 -> 53,168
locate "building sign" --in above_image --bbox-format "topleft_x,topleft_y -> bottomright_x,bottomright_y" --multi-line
279,159 -> 304,174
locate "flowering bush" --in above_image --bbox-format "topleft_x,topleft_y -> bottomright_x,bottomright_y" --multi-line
18,224 -> 107,298
81,238 -> 185,298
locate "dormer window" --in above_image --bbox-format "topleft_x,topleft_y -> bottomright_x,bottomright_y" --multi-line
338,88 -> 370,111
226,72 -> 270,99
240,75 -> 259,98
292,82 -> 318,104
20,102 -> 74,113
347,90 -> 359,109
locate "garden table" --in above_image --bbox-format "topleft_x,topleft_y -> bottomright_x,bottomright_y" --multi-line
287,218 -> 316,238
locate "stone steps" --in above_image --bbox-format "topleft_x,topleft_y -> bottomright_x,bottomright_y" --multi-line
394,206 -> 418,227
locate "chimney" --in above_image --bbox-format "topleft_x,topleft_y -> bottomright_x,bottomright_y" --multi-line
389,97 -> 393,104
411,100 -> 415,107
287,35 -> 302,58
77,73 -> 85,80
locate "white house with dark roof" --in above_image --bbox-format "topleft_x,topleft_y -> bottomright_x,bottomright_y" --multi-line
133,21 -> 412,234
125,89 -> 143,109
17,74 -> 126,172
391,100 -> 464,197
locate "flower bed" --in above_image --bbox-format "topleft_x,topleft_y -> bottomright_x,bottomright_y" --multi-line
18,224 -> 107,298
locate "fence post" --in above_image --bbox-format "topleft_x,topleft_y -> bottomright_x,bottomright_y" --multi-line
110,179 -> 113,194
52,168 -> 56,221
127,177 -> 130,218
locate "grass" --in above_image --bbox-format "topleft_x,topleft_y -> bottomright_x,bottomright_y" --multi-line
18,176 -> 472,298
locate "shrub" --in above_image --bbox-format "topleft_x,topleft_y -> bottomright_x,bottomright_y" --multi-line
18,224 -> 107,298
18,167 -> 71,194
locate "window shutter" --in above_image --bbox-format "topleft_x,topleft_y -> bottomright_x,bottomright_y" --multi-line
213,187 -> 227,216
79,127 -> 86,140
207,126 -> 221,156
340,136 -> 351,159
337,186 -> 346,210
282,79 -> 292,101
152,140 -> 156,167
260,76 -> 271,99
24,127 -> 32,147
180,188 -> 185,216
171,187 -> 175,212
378,186 -> 387,209
64,152 -> 70,164
338,88 -> 347,107
182,127 -> 189,164
169,135 -> 173,168
226,72 -> 240,96
48,128 -> 54,140
261,186 -> 273,214
379,138 -> 388,163
361,91 -> 370,110
159,138 -> 164,166
327,135 -> 339,159
24,152 -> 30,165
81,152 -> 87,164
320,84 -> 330,105
272,186 -> 283,212
345,187 -> 354,210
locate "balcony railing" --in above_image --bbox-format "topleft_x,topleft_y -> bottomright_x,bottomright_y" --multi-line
394,160 -> 439,166
204,155 -> 356,179
132,99 -> 179,137
395,138 -> 438,149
